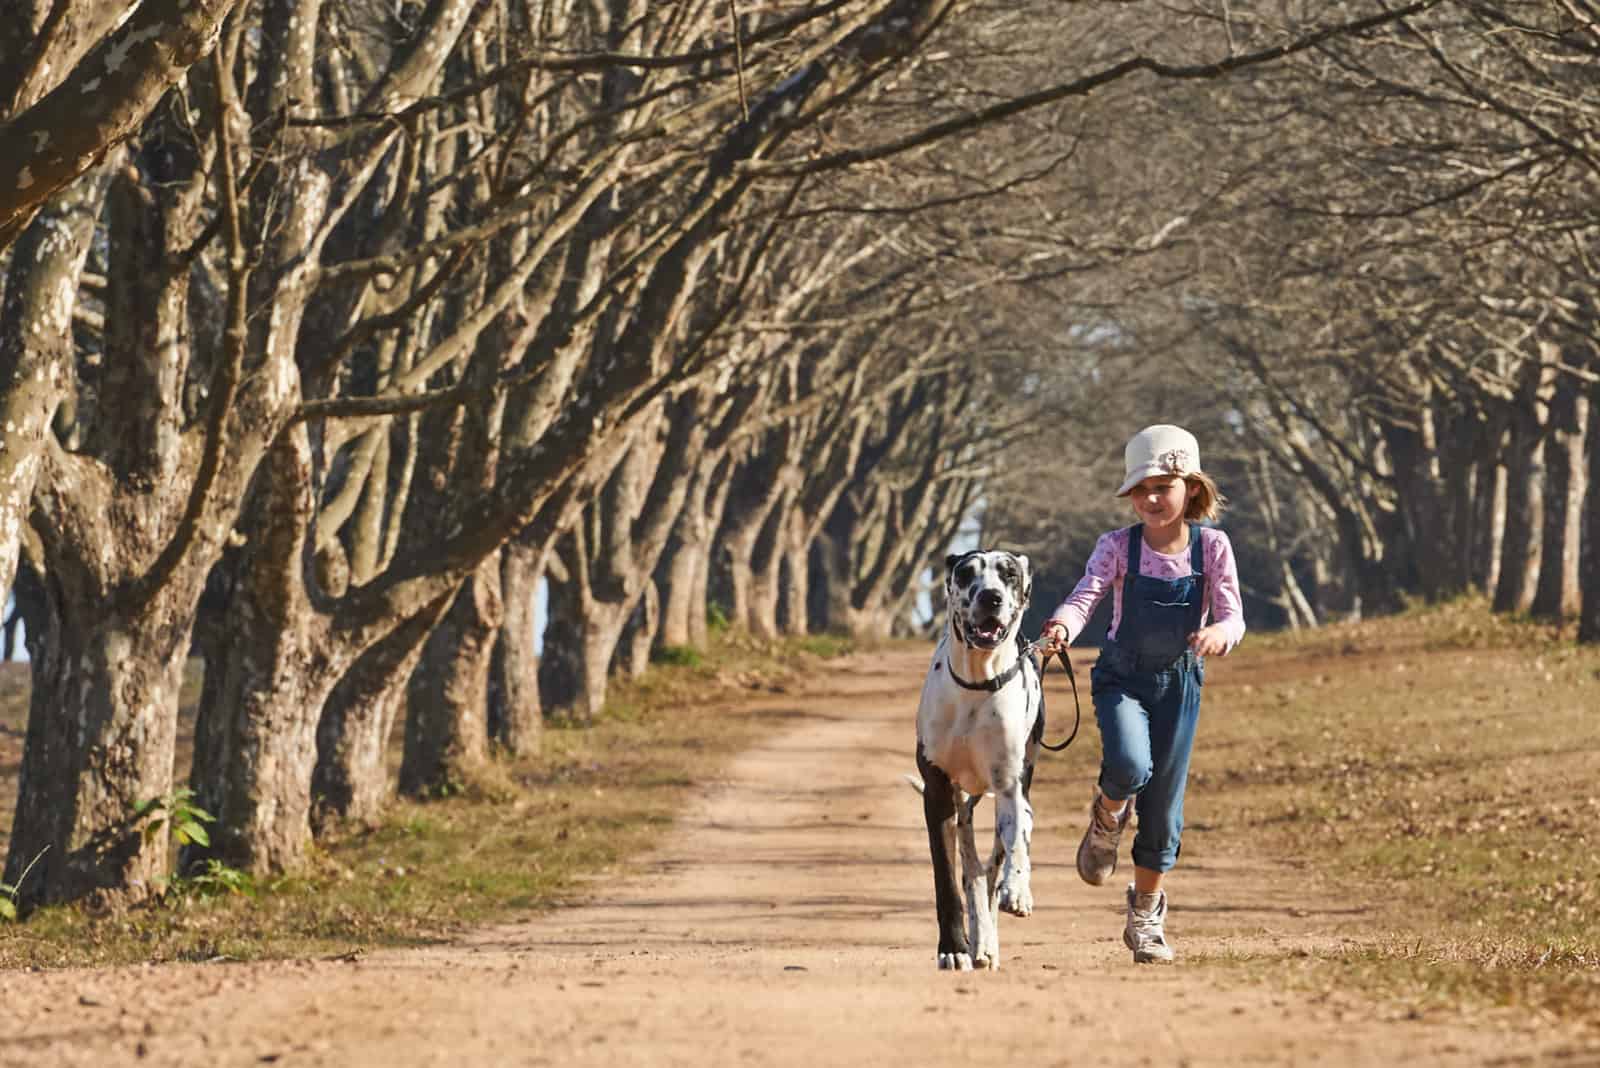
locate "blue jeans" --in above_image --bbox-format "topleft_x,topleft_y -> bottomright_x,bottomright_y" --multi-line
1090,651 -> 1203,874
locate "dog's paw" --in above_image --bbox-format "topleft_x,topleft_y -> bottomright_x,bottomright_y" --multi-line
937,952 -> 974,971
998,879 -> 1034,917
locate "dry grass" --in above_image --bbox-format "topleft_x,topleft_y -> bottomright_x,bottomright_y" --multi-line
0,627 -> 852,968
1186,595 -> 1600,1024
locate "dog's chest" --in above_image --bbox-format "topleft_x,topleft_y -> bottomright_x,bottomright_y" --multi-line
920,692 -> 1030,796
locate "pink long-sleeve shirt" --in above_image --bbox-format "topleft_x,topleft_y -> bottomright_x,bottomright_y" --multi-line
1045,525 -> 1246,652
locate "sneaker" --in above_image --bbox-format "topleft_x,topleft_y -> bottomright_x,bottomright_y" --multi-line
1075,789 -> 1131,886
1123,885 -> 1175,964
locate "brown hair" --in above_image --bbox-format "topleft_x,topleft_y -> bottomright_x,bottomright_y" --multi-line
1184,471 -> 1227,522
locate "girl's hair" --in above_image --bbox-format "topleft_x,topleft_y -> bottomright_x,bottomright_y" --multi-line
1185,471 -> 1227,522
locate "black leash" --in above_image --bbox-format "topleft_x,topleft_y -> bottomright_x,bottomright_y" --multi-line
940,626 -> 1081,751
1028,640 -> 1082,753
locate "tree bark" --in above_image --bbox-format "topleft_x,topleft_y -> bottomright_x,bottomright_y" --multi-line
618,578 -> 660,679
0,164 -> 108,604
489,538 -> 545,757
747,489 -> 792,640
188,429 -> 332,873
3,576 -> 193,908
1474,449 -> 1508,597
1580,380 -> 1600,644
777,509 -> 812,637
312,593 -> 452,827
657,455 -> 733,649
1531,375 -> 1586,620
400,560 -> 500,797
0,0 -> 242,250
1492,433 -> 1547,615
720,445 -> 792,633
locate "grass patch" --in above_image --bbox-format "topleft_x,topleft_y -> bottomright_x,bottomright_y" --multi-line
1190,592 -> 1600,1025
0,627 -> 854,969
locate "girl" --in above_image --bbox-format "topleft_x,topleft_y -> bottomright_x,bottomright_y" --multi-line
1040,424 -> 1245,963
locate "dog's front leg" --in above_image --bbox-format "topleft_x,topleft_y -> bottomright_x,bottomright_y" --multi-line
918,747 -> 972,970
959,795 -> 999,969
994,781 -> 1034,918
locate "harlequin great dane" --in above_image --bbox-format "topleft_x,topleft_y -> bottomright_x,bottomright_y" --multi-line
913,549 -> 1044,971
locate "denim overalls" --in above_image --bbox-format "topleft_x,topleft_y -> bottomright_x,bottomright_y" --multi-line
1090,523 -> 1206,874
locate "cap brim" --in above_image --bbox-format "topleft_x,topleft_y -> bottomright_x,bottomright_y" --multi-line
1115,462 -> 1179,497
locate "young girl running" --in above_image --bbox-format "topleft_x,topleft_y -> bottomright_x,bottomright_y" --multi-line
1040,424 -> 1245,963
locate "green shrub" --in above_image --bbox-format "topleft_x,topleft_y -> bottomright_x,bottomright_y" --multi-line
653,644 -> 703,668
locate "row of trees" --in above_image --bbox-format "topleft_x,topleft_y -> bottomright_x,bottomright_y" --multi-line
0,0 -> 1037,910
4,0 -> 1586,914
985,2 -> 1600,647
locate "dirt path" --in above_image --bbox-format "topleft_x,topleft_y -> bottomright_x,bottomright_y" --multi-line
0,650 -> 1587,1067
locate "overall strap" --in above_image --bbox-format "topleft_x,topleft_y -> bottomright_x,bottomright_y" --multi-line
1121,524 -> 1144,629
1186,523 -> 1207,632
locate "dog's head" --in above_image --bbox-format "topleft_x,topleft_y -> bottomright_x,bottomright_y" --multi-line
944,550 -> 1032,650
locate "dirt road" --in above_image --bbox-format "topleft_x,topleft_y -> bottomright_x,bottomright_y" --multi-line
0,649 -> 1589,1066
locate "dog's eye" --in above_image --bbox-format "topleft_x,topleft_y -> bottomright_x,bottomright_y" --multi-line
955,564 -> 977,584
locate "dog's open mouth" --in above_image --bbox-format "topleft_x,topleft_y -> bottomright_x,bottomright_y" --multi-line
968,615 -> 1008,648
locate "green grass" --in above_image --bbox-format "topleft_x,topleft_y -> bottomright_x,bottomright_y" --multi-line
0,627 -> 855,969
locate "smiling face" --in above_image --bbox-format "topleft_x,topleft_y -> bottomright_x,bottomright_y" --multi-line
945,550 -> 1032,650
1126,474 -> 1198,529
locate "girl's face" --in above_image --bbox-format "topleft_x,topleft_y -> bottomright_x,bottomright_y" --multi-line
1128,475 -> 1196,528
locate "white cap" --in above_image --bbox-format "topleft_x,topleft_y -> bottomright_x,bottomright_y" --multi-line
1116,424 -> 1201,497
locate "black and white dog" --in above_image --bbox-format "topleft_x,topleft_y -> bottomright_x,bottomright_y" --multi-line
913,549 -> 1044,971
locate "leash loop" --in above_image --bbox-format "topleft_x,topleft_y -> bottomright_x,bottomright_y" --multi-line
1025,639 -> 1082,753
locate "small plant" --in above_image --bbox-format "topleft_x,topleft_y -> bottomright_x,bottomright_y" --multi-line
0,845 -> 48,921
133,786 -> 215,850
176,858 -> 256,899
653,644 -> 703,668
706,602 -> 730,633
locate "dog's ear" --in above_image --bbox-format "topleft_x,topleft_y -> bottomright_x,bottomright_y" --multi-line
1014,553 -> 1032,603
945,553 -> 961,574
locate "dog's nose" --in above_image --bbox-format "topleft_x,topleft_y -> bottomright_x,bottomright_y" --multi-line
977,589 -> 1003,612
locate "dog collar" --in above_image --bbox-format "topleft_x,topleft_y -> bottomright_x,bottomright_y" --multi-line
941,654 -> 1025,693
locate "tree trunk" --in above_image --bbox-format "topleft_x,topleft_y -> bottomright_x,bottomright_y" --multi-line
1531,378 -> 1586,620
778,511 -> 811,637
657,531 -> 705,650
748,495 -> 790,640
1475,452 -> 1508,597
1580,381 -> 1600,643
4,579 -> 193,908
1493,363 -> 1553,614
400,558 -> 501,797
618,578 -> 660,678
0,170 -> 104,599
813,533 -> 850,634
539,551 -> 583,715
657,455 -> 732,649
1382,413 -> 1454,599
543,532 -> 638,722
489,538 -> 544,757
719,444 -> 792,633
188,430 -> 330,874
1492,433 -> 1546,615
837,603 -> 897,641
312,593 -> 452,828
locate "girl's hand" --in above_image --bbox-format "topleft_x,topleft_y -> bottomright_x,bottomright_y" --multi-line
1188,624 -> 1228,657
1039,622 -> 1068,651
